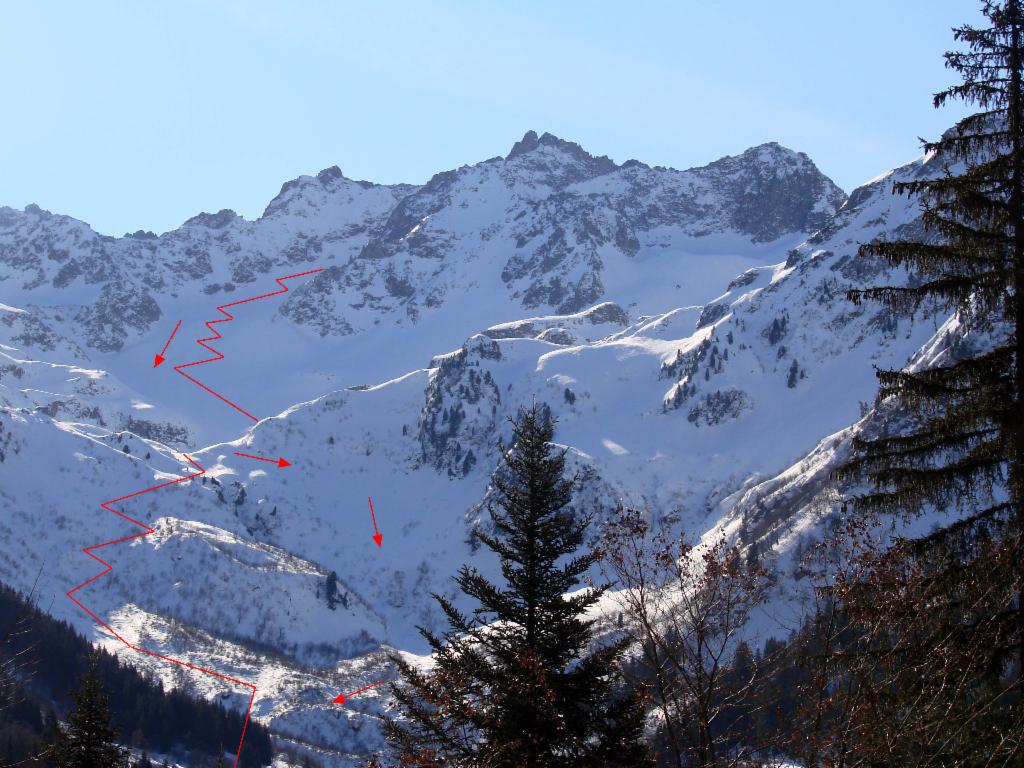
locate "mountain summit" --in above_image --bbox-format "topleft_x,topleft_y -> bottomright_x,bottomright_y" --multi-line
0,132 -> 845,356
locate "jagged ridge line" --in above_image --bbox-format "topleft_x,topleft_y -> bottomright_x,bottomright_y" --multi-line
173,269 -> 324,422
67,269 -> 321,767
66,454 -> 257,767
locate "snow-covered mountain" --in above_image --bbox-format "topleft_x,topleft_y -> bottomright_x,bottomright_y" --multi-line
0,131 -> 944,765
0,131 -> 844,446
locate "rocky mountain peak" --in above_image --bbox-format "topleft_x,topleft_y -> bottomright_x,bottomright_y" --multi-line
693,141 -> 847,242
316,165 -> 345,184
182,208 -> 239,229
505,129 -> 607,162
506,129 -> 542,158
703,141 -> 832,178
503,130 -> 618,183
260,164 -> 388,219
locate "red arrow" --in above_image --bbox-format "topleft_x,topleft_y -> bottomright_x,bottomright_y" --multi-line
234,451 -> 292,468
333,679 -> 385,705
154,319 -> 182,367
369,496 -> 382,547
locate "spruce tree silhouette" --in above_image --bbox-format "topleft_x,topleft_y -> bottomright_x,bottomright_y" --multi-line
49,654 -> 128,768
386,403 -> 650,767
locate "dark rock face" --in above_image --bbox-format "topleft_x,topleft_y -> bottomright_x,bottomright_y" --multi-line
278,267 -> 354,337
506,130 -> 542,158
584,302 -> 629,326
120,415 -> 192,446
418,337 -> 502,477
184,209 -> 238,229
504,130 -> 618,184
694,143 -> 846,242
536,327 -> 575,345
75,281 -> 161,352
697,302 -> 731,329
0,308 -> 66,353
316,166 -> 345,184
519,267 -> 605,314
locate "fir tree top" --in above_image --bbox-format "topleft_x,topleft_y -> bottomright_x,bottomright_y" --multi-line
386,402 -> 651,767
50,654 -> 128,768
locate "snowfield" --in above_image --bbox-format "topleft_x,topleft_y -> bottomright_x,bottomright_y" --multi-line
0,130 -> 952,764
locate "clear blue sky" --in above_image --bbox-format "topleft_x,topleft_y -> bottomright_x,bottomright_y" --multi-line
1,1 -> 983,236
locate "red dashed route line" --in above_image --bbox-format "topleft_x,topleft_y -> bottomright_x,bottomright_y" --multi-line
66,269 -> 322,768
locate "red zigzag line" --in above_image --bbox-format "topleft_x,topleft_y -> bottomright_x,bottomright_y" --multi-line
66,455 -> 258,766
173,268 -> 324,420
67,269 -> 322,768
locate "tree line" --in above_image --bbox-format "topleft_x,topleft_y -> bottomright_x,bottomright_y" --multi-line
0,581 -> 272,767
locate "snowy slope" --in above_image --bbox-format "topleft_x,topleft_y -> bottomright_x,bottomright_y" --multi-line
0,132 -> 844,447
0,133 -> 951,765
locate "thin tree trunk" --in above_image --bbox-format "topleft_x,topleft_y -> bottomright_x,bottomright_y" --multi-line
1009,0 -> 1024,716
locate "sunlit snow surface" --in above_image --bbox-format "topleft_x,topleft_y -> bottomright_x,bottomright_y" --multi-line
0,139 -> 953,764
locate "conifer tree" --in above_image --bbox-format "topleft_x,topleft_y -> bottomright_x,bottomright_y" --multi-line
325,571 -> 340,610
49,654 -> 129,768
836,1 -> 1024,763
386,403 -> 651,767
